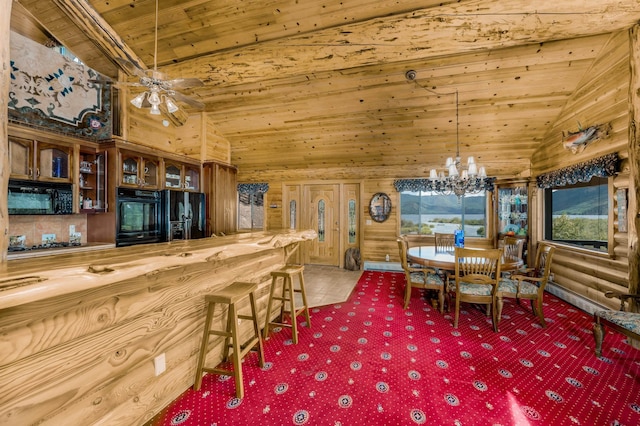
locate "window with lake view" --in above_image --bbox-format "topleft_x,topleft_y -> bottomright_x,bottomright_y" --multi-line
399,191 -> 488,238
544,176 -> 609,252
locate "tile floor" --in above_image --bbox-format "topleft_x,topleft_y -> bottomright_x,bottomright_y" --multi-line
297,264 -> 363,307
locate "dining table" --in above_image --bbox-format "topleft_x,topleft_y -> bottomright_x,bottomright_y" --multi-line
406,245 -> 524,273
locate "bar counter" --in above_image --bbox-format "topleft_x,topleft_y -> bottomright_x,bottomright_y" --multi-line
0,230 -> 316,425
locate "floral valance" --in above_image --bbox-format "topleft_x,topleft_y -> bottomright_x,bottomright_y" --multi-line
393,178 -> 496,193
237,183 -> 269,194
536,153 -> 619,189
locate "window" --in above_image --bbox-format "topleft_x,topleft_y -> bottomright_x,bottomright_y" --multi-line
399,191 -> 488,237
544,176 -> 609,252
238,192 -> 264,230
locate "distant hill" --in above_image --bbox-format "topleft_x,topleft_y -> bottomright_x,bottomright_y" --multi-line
400,186 -> 608,216
551,185 -> 608,215
400,193 -> 485,214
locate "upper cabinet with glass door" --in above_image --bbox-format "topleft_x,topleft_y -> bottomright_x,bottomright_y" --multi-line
9,137 -> 71,182
119,150 -> 159,189
497,183 -> 528,238
164,161 -> 200,191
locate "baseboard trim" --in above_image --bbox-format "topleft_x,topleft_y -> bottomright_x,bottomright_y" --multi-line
364,261 -> 403,272
546,282 -> 607,315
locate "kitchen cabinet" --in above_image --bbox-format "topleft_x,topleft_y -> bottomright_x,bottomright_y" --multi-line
119,150 -> 160,188
9,137 -> 71,182
79,149 -> 107,212
164,161 -> 201,191
203,161 -> 238,236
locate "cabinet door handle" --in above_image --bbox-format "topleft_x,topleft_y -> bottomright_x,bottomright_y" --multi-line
35,168 -> 40,177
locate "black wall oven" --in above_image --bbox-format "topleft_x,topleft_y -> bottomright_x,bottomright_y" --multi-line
115,187 -> 163,247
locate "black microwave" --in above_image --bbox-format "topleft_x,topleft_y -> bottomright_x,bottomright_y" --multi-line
8,179 -> 74,215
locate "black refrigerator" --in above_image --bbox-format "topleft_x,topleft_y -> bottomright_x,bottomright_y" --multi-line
163,190 -> 206,241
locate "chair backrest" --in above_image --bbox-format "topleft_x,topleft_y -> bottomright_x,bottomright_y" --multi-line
454,247 -> 503,289
397,238 -> 410,271
402,234 -> 431,248
503,236 -> 525,260
533,242 -> 556,283
435,233 -> 455,253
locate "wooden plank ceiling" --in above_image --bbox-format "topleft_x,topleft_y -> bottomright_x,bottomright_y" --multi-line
11,0 -> 640,180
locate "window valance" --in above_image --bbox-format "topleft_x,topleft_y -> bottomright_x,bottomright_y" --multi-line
237,183 -> 269,194
536,153 -> 619,189
393,178 -> 495,193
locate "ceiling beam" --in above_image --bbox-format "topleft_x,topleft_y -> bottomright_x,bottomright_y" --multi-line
49,0 -> 145,75
163,0 -> 640,89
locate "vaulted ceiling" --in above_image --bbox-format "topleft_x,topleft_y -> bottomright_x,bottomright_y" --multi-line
10,0 -> 640,180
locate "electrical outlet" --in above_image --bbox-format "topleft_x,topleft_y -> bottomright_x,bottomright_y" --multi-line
154,353 -> 166,376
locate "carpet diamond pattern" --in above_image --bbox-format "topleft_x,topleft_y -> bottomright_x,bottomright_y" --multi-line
148,271 -> 640,425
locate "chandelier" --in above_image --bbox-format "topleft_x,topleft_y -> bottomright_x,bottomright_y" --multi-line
405,70 -> 494,197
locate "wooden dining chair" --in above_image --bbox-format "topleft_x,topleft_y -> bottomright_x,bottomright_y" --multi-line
502,236 -> 525,262
496,243 -> 556,327
397,238 -> 445,312
434,233 -> 455,253
452,247 -> 502,332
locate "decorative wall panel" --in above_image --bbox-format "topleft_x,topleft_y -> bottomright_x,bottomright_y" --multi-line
9,32 -> 111,139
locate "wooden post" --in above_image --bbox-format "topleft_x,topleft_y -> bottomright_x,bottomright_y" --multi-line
629,25 -> 640,302
0,0 -> 13,264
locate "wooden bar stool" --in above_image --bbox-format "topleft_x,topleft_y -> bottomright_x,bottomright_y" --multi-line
193,282 -> 264,399
263,264 -> 311,344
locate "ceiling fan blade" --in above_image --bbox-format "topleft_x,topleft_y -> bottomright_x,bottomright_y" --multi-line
166,78 -> 205,90
171,91 -> 205,110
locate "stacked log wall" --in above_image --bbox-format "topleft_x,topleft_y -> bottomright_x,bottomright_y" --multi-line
531,30 -> 631,310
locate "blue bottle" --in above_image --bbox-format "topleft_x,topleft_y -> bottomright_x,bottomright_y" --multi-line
454,229 -> 464,248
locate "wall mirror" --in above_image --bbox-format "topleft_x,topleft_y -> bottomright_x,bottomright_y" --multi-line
369,192 -> 392,223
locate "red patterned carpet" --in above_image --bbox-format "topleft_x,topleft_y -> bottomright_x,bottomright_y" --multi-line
148,271 -> 640,425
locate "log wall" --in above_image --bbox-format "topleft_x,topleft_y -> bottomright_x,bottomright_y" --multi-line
530,30 -> 631,310
0,230 -> 315,425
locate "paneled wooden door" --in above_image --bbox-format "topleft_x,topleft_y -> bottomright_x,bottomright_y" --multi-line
303,184 -> 340,266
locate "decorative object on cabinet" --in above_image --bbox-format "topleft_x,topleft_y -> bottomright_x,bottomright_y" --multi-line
94,0 -> 203,126
79,150 -> 107,212
562,122 -> 611,154
497,185 -> 528,237
369,192 -> 391,223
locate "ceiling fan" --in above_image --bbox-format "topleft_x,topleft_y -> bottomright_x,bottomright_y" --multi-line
100,0 -> 205,125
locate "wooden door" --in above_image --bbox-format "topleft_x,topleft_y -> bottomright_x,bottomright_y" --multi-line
303,184 -> 340,266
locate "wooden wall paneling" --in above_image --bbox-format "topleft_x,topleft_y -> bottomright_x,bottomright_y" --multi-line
0,0 -> 11,262
204,114 -> 231,164
204,161 -> 238,236
362,179 -> 399,263
266,183 -> 282,231
628,24 -> 640,301
532,31 -> 630,175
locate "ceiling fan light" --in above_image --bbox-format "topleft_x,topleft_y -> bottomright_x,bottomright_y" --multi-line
148,90 -> 161,106
131,92 -> 146,108
166,97 -> 179,113
150,103 -> 161,115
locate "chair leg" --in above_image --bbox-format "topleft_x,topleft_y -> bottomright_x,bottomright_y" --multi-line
403,282 -> 411,309
194,301 -> 215,391
249,292 -> 265,368
297,272 -> 311,327
454,297 -> 461,328
491,300 -> 498,333
496,296 -> 503,326
263,275 -> 278,340
531,298 -> 546,327
594,320 -> 604,357
437,289 -> 444,314
228,303 -> 244,399
286,276 -> 299,344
